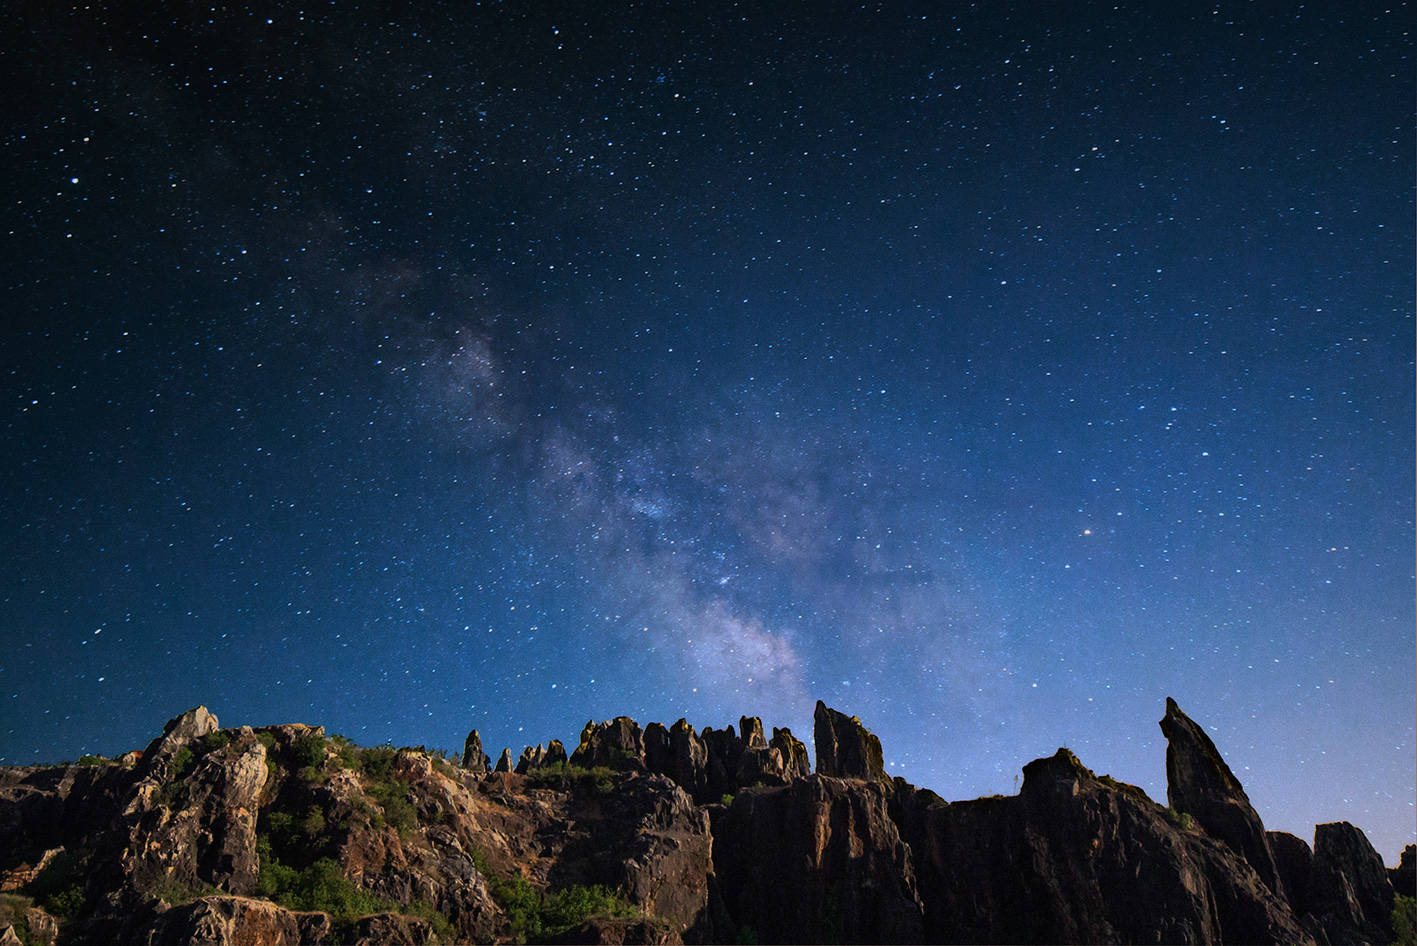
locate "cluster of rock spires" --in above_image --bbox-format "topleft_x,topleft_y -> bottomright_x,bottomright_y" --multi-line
0,698 -> 1409,945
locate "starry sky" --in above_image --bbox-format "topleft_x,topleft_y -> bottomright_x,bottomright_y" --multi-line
2,3 -> 1413,861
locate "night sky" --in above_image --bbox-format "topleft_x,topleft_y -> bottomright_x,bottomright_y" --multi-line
2,3 -> 1413,862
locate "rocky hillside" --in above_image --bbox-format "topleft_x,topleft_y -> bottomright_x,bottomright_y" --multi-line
0,699 -> 1410,945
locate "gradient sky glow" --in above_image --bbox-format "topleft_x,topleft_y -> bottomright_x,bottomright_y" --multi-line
2,2 -> 1413,862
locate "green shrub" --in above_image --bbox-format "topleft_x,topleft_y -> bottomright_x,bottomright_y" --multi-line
168,747 -> 195,779
525,762 -> 616,796
76,754 -> 107,767
45,885 -> 85,920
370,783 -> 417,834
256,732 -> 277,751
151,876 -> 220,905
1164,807 -> 1195,831
285,858 -> 386,917
1393,895 -> 1417,946
256,835 -> 389,920
204,731 -> 232,752
472,847 -> 638,943
262,805 -> 328,865
358,744 -> 398,782
720,794 -> 735,807
256,836 -> 298,899
26,849 -> 86,919
292,733 -> 327,769
542,884 -> 637,931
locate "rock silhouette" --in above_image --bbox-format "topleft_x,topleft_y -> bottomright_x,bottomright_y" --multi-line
0,698 -> 1402,944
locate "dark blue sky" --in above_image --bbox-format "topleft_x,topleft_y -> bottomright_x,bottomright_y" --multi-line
2,2 -> 1412,860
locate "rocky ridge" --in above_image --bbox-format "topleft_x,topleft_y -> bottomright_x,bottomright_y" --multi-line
0,697 -> 1408,945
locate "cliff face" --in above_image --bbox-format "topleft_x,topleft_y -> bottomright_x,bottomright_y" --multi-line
0,700 -> 1404,945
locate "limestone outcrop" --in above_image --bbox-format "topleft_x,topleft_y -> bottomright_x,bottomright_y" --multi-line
0,701 -> 1402,945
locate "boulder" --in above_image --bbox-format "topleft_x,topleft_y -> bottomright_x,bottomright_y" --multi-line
812,701 -> 887,784
667,720 -> 710,804
548,916 -> 680,944
1158,697 -> 1284,898
347,911 -> 439,944
462,729 -> 491,773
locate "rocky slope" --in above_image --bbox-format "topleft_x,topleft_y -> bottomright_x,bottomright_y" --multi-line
0,698 -> 1407,945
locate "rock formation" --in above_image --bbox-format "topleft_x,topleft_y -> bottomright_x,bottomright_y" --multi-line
1159,696 -> 1286,899
462,729 -> 490,773
0,700 -> 1403,945
1310,820 -> 1396,943
714,775 -> 925,944
895,748 -> 1309,944
812,700 -> 887,783
770,727 -> 810,781
1393,843 -> 1416,898
570,717 -> 644,769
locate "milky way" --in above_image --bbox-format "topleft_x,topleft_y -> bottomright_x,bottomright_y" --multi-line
1,3 -> 1412,860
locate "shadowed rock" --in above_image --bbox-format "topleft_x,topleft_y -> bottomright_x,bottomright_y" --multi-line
1267,830 -> 1314,917
1310,820 -> 1395,943
895,747 -> 1311,944
714,775 -> 925,944
700,726 -> 741,802
494,748 -> 513,773
812,701 -> 887,784
1393,843 -> 1416,898
1159,696 -> 1284,899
